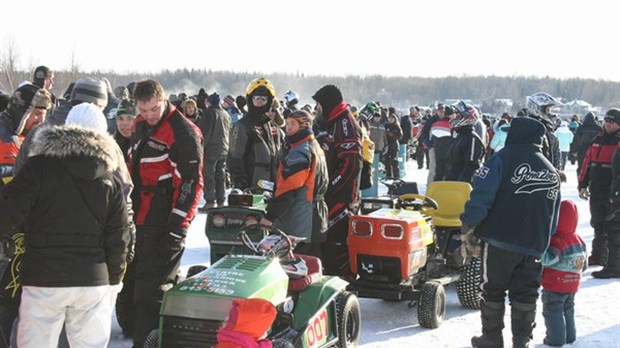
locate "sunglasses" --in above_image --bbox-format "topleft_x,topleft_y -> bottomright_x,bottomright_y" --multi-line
252,95 -> 269,102
604,118 -> 617,124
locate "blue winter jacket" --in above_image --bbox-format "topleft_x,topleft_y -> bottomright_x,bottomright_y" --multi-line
460,117 -> 561,257
554,125 -> 574,152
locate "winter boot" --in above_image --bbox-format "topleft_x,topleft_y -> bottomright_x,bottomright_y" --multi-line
589,232 -> 608,267
511,301 -> 537,348
471,301 -> 505,348
593,234 -> 620,279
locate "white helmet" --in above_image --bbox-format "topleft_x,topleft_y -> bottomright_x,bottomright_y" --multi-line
526,92 -> 561,116
283,90 -> 299,105
280,255 -> 308,278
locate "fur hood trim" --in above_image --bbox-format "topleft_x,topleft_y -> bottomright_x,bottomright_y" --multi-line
30,125 -> 120,172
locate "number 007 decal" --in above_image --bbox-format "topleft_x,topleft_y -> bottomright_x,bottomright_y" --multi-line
305,308 -> 329,347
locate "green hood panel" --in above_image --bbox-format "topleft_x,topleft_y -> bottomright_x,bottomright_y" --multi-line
162,255 -> 288,320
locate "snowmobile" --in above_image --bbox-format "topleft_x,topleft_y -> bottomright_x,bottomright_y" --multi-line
144,225 -> 361,347
347,181 -> 481,329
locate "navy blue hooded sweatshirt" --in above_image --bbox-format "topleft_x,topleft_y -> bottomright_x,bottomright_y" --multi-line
460,117 -> 561,257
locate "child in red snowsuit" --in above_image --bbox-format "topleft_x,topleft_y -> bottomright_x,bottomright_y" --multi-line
215,298 -> 277,348
541,200 -> 588,347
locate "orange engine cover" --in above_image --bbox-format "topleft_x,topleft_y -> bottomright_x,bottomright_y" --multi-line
348,208 -> 434,280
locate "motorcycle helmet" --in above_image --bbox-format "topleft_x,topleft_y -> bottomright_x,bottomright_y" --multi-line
283,90 -> 299,106
451,101 -> 479,128
257,234 -> 291,258
280,256 -> 309,279
246,78 -> 276,98
526,92 -> 561,116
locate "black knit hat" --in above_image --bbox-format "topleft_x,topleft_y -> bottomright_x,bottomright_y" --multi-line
236,95 -> 246,108
33,65 -> 52,89
207,92 -> 221,106
312,85 -> 343,115
605,108 -> 620,123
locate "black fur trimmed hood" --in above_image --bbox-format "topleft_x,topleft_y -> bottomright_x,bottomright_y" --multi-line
30,125 -> 121,180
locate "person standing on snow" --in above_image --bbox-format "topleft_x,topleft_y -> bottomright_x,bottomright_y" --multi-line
197,93 -> 232,211
311,84 -> 363,277
0,84 -> 52,179
541,200 -> 587,347
260,110 -> 329,257
525,92 -> 564,174
571,112 -> 602,176
446,102 -> 485,184
0,104 -> 131,347
429,105 -> 454,182
228,78 -> 285,190
591,138 -> 620,279
578,108 -> 620,269
460,116 -> 561,348
128,79 -> 203,347
554,121 -> 574,171
383,113 -> 402,178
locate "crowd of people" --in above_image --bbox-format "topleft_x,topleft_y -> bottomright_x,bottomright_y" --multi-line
0,65 -> 617,348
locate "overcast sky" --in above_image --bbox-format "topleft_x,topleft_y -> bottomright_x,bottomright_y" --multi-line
1,0 -> 619,81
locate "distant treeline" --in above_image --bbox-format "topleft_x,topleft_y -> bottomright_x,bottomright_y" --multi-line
3,68 -> 619,113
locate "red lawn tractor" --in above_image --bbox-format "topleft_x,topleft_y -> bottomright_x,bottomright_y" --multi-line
347,181 -> 481,328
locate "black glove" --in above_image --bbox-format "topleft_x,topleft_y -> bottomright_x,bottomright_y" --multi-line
165,225 -> 187,251
0,234 -> 15,260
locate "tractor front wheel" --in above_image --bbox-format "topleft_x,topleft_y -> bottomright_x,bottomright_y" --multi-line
417,282 -> 446,329
335,291 -> 361,347
143,329 -> 159,348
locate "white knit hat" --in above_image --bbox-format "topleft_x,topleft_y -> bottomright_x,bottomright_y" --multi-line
65,103 -> 108,133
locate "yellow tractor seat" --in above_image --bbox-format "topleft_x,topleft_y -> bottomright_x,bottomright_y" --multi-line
425,181 -> 472,228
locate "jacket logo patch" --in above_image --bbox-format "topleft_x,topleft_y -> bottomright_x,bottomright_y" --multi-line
475,166 -> 489,179
340,142 -> 356,150
342,119 -> 349,136
147,140 -> 167,151
511,163 -> 559,199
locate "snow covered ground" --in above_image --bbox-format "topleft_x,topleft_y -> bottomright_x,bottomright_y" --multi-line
109,159 -> 620,347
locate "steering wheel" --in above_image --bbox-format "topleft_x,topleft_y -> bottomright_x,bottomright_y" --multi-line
397,193 -> 438,213
237,225 -> 295,258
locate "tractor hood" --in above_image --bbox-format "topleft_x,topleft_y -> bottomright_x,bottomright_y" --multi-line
162,255 -> 289,321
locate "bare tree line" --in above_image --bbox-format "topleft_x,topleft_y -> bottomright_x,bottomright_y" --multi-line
1,50 -> 618,113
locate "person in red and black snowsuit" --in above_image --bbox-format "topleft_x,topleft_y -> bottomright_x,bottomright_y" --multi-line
578,108 -> 620,269
128,79 -> 203,347
312,85 -> 363,277
430,105 -> 454,182
571,112 -> 601,176
591,138 -> 620,278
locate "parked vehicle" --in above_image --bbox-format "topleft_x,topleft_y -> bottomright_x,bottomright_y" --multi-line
144,226 -> 361,347
347,181 -> 481,329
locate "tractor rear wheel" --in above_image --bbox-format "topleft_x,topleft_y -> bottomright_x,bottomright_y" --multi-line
457,257 -> 482,309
